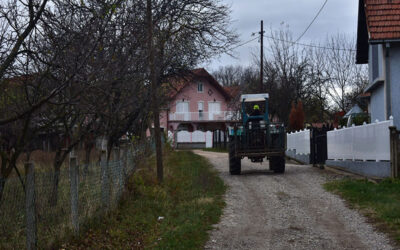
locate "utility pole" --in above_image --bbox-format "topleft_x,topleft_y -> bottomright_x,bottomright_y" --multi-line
146,0 -> 163,183
259,20 -> 264,92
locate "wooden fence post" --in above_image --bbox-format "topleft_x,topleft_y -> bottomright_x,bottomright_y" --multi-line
112,147 -> 121,204
390,126 -> 399,178
25,162 -> 37,250
100,149 -> 109,211
69,155 -> 79,235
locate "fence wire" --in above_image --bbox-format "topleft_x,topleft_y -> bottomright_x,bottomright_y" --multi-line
0,142 -> 151,249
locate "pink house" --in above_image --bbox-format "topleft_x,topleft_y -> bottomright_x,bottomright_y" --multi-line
160,68 -> 239,133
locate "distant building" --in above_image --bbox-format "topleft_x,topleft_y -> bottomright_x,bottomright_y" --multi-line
159,68 -> 239,133
356,0 -> 400,126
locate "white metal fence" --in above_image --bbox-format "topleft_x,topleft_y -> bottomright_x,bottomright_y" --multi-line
286,129 -> 310,155
327,118 -> 394,161
176,130 -> 213,148
169,111 -> 238,121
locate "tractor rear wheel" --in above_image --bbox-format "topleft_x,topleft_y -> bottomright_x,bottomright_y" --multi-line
229,137 -> 241,175
270,156 -> 285,173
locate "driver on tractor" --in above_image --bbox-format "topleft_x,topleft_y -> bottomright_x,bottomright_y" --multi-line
247,104 -> 262,128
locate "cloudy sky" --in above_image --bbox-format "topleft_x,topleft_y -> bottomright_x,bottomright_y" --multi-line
203,0 -> 359,71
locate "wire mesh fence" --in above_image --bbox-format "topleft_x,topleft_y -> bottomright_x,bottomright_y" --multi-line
0,141 -> 151,249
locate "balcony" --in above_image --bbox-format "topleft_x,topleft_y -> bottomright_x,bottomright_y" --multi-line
169,111 -> 239,122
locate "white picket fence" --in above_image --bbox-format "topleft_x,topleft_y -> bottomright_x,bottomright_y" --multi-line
286,129 -> 310,155
176,130 -> 213,148
327,118 -> 394,161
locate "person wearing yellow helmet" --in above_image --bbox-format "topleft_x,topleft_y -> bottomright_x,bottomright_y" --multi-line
251,104 -> 261,116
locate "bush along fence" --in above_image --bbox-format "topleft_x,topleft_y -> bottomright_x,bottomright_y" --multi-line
0,141 -> 151,249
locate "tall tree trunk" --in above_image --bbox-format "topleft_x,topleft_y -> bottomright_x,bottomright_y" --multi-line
147,0 -> 163,183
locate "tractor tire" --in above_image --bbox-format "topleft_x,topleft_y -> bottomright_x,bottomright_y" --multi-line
270,156 -> 285,173
229,138 -> 241,175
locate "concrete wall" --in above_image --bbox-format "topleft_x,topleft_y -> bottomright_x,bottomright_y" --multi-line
285,149 -> 310,164
326,160 -> 390,178
176,142 -> 206,149
370,84 -> 385,122
389,44 -> 400,127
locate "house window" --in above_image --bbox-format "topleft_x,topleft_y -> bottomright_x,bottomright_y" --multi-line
198,102 -> 204,120
197,82 -> 203,93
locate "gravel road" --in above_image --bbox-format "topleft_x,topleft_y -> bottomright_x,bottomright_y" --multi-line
194,150 -> 395,250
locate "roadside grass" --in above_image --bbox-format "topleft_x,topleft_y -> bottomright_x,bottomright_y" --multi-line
324,178 -> 400,243
64,150 -> 226,249
202,147 -> 228,153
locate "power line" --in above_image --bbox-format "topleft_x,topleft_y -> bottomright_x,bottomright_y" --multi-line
294,0 -> 328,43
230,36 -> 259,51
264,34 -> 356,52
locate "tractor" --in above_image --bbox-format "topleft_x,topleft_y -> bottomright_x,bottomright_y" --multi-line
228,93 -> 286,174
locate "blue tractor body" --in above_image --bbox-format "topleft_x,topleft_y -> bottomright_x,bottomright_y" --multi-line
228,93 -> 286,174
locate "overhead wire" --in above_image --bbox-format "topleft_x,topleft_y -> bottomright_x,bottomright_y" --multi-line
264,34 -> 356,52
229,36 -> 259,51
294,0 -> 329,43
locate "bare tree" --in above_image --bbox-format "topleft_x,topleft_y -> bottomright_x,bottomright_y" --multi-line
212,65 -> 244,86
0,0 -> 49,80
146,0 -> 238,183
324,34 -> 367,112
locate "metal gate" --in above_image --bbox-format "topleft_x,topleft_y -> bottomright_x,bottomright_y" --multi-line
213,130 -> 227,149
310,127 -> 329,166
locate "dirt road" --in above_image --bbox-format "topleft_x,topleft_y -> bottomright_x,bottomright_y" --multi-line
194,150 -> 394,250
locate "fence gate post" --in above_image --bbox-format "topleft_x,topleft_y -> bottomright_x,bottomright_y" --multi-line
25,162 -> 37,250
390,126 -> 399,178
100,149 -> 109,211
69,154 -> 79,235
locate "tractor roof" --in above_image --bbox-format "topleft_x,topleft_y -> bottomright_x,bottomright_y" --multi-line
240,93 -> 269,102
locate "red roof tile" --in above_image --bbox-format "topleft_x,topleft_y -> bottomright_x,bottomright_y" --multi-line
364,0 -> 400,40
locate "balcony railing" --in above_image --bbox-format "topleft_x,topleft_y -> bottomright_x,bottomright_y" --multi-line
169,111 -> 239,121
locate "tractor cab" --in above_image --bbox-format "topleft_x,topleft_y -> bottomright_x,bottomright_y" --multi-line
241,93 -> 269,128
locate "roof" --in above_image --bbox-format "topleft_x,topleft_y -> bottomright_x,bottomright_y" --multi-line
223,85 -> 240,99
356,0 -> 400,64
358,92 -> 371,99
364,0 -> 400,40
344,104 -> 364,118
167,68 -> 232,100
240,93 -> 269,102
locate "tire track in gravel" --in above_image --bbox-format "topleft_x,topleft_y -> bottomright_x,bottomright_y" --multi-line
195,150 -> 394,250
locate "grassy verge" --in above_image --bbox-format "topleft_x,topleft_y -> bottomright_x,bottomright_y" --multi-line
202,148 -> 228,153
324,178 -> 400,243
64,150 -> 226,249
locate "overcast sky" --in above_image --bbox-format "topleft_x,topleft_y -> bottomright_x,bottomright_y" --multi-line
202,0 -> 359,71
